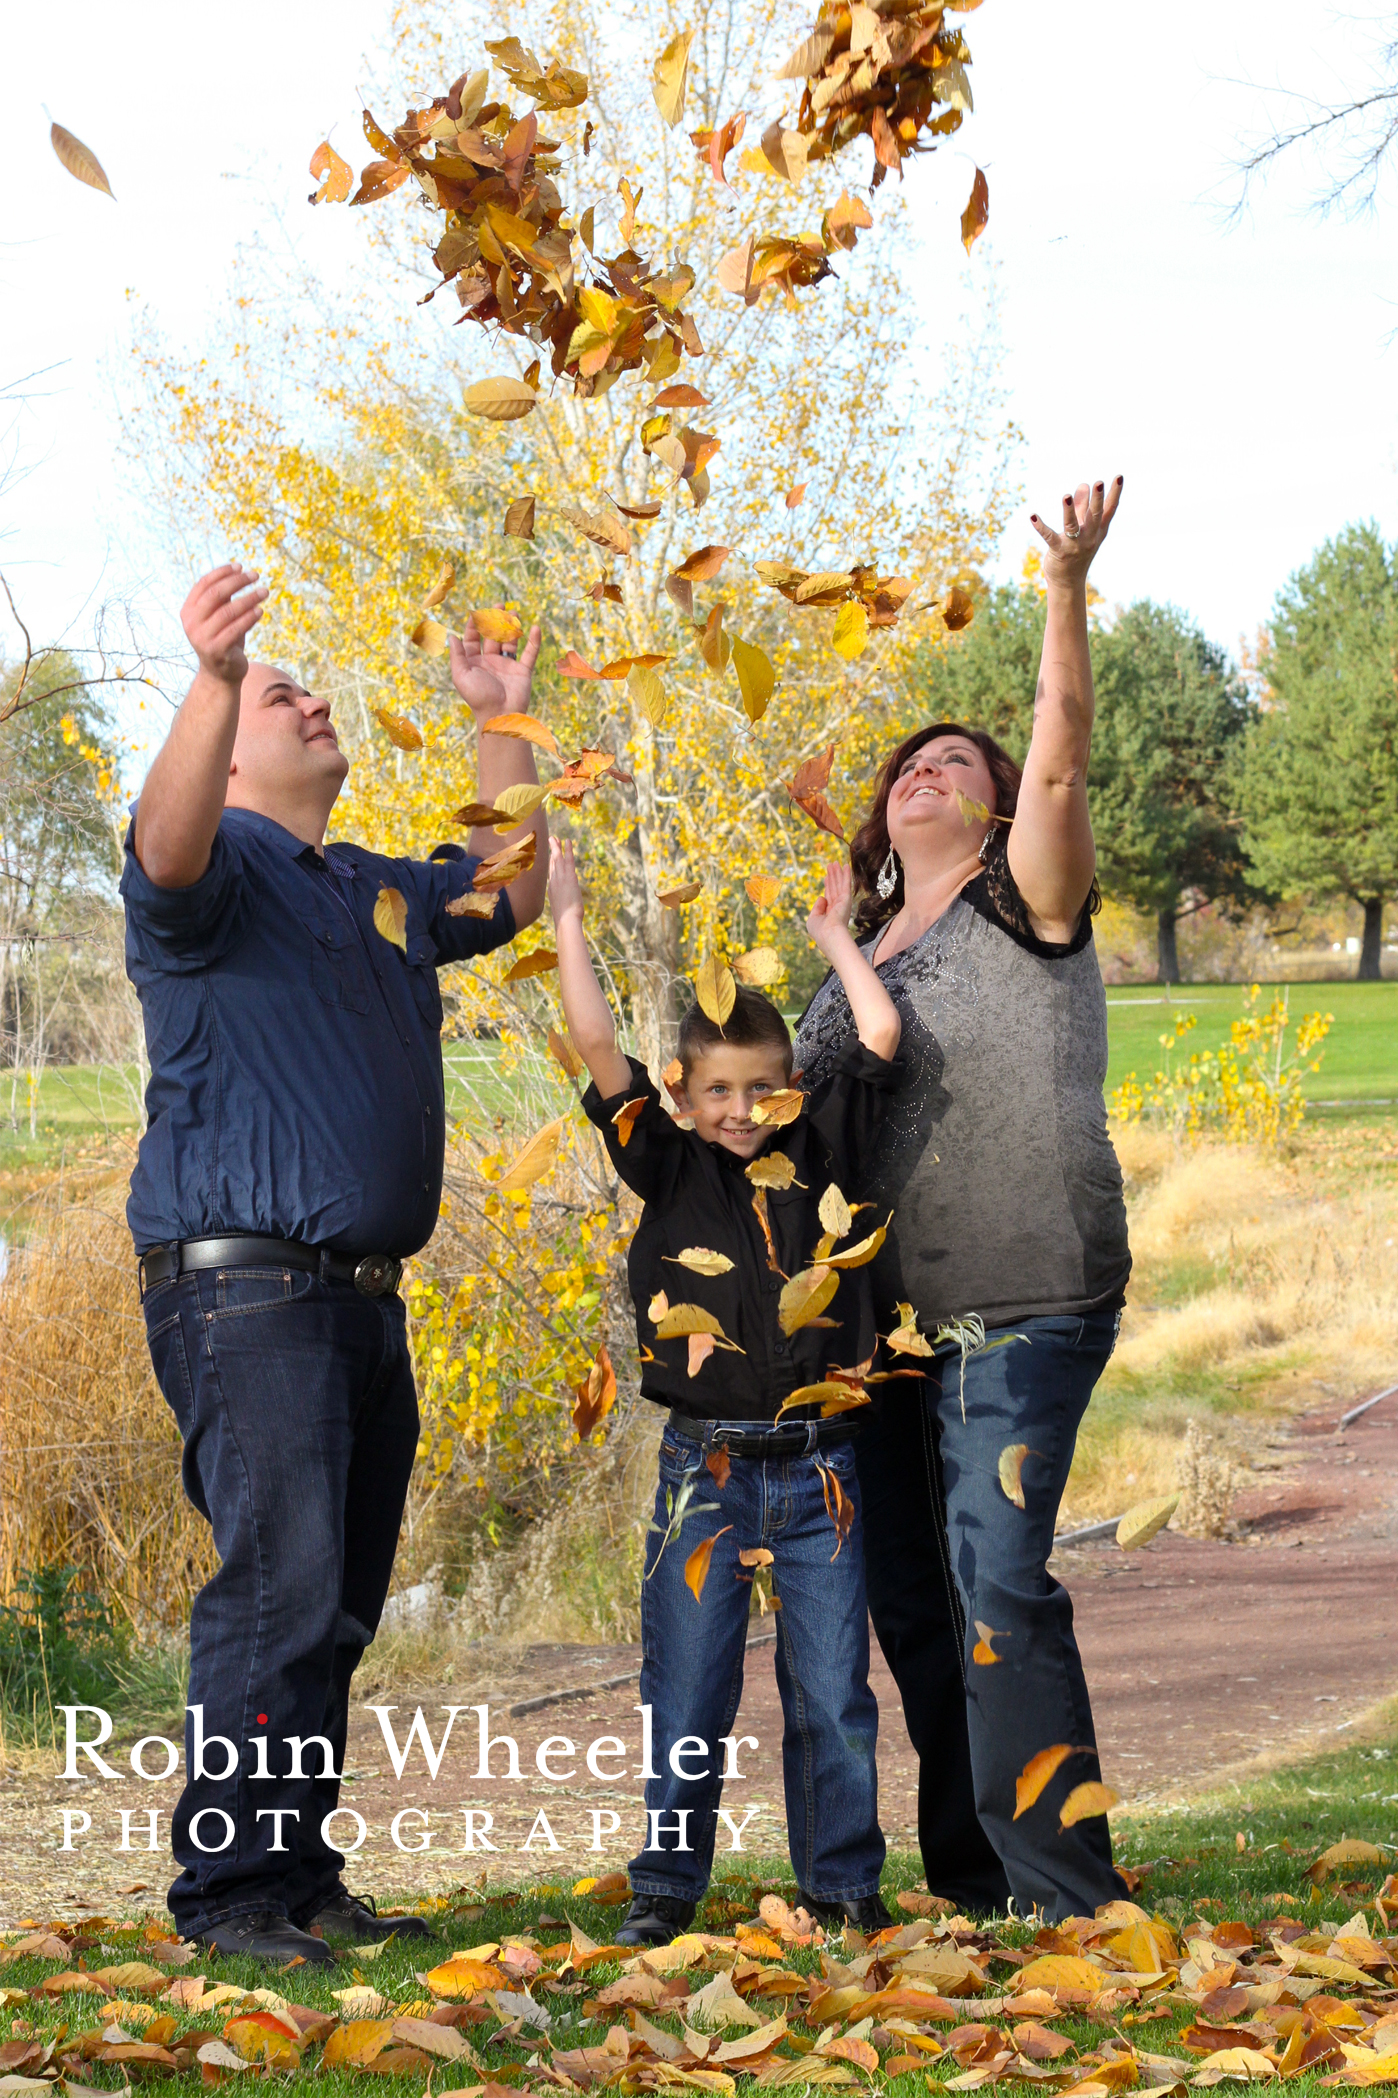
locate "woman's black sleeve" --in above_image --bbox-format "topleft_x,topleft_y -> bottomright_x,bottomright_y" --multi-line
802,1042 -> 902,1197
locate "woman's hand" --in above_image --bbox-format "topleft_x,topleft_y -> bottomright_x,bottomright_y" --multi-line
806,858 -> 855,956
548,837 -> 585,929
450,609 -> 543,718
1030,477 -> 1123,591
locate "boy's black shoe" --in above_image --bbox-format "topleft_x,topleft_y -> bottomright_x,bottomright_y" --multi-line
615,1894 -> 697,1946
305,1888 -> 435,1943
798,1891 -> 896,1932
193,1911 -> 336,1964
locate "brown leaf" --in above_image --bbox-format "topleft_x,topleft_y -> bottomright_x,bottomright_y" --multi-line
666,575 -> 696,619
1059,1781 -> 1120,1827
453,803 -> 504,828
563,507 -> 632,558
653,385 -> 710,408
373,707 -> 424,750
615,499 -> 664,519
480,711 -> 559,755
659,881 -> 703,907
504,496 -> 536,539
548,1027 -> 586,1079
1014,1744 -> 1089,1819
961,165 -> 990,254
685,1524 -> 731,1601
818,1459 -> 857,1559
699,602 -> 732,671
705,1446 -> 732,1489
750,1187 -> 783,1273
784,482 -> 808,508
573,1344 -> 617,1438
51,122 -> 115,198
998,1442 -> 1030,1509
472,832 -> 538,889
462,377 -> 538,421
942,583 -> 975,631
497,1117 -> 567,1192
503,948 -> 558,982
670,544 -> 732,583
612,1097 -> 646,1148
373,886 -> 408,951
310,140 -> 353,205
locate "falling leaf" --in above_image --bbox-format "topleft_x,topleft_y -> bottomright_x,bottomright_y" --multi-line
563,506 -> 632,558
50,122 -> 114,197
746,1152 -> 799,1189
422,558 -> 457,607
971,1620 -> 1002,1665
774,1379 -> 862,1419
671,544 -> 732,582
498,1117 -> 567,1191
654,1302 -> 730,1339
373,886 -> 408,951
750,1088 -> 804,1126
504,947 -> 558,982
649,1290 -> 670,1322
660,881 -> 703,907
612,1098 -> 646,1147
961,165 -> 990,253
685,1524 -> 731,1602
463,376 -> 539,421
661,1056 -> 684,1090
831,600 -> 869,660
446,890 -> 498,918
1116,1493 -> 1180,1550
471,832 -> 538,889
688,1333 -> 716,1377
696,953 -> 736,1026
630,664 -> 668,726
455,801 -> 503,828
818,1459 -> 857,1557
411,617 -> 450,656
310,140 -> 353,204
617,174 -> 643,245
784,745 -> 844,838
1059,1781 -> 1120,1827
652,26 -> 695,126
474,605 -> 523,644
778,1264 -> 838,1334
504,495 -> 536,539
732,636 -> 776,723
548,1028 -> 586,1078
654,384 -> 710,408
480,711 -> 560,755
746,873 -> 785,908
785,482 -> 808,508
573,1344 -> 617,1438
693,110 -> 748,186
699,602 -> 732,672
824,1216 -> 889,1268
732,946 -> 783,987
705,1447 -> 731,1488
818,1183 -> 853,1239
954,787 -> 990,828
666,1247 -> 736,1276
491,781 -> 549,827
885,1302 -> 934,1356
942,583 -> 975,631
998,1443 -> 1030,1509
558,650 -> 603,679
1014,1744 -> 1087,1819
373,707 -> 424,750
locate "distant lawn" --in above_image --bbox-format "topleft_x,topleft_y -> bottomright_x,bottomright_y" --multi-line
1105,980 -> 1398,1107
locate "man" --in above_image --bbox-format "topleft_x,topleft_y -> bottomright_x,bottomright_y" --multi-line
124,564 -> 546,1962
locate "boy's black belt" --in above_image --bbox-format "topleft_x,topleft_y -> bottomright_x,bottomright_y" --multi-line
139,1236 -> 404,1299
667,1408 -> 858,1457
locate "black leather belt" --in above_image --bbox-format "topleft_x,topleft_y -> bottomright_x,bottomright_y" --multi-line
667,1408 -> 858,1457
139,1236 -> 403,1299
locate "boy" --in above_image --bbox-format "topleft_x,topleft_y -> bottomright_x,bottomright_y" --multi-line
548,837 -> 903,1946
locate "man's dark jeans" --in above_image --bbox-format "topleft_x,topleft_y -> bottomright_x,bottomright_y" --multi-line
142,1265 -> 419,1934
630,1422 -> 884,1907
856,1309 -> 1128,1924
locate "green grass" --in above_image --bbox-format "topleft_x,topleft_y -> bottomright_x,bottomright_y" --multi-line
1105,980 -> 1398,1107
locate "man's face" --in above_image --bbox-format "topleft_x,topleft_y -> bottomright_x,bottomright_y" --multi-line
672,1043 -> 794,1158
228,663 -> 349,808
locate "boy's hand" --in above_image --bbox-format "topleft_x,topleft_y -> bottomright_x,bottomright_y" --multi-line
181,565 -> 268,685
450,609 -> 543,719
549,837 -> 585,928
806,858 -> 855,956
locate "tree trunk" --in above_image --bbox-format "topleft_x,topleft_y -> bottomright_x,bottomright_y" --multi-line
1358,896 -> 1385,981
1156,908 -> 1181,985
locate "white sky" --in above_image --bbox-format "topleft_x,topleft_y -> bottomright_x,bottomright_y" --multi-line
3,0 -> 1396,756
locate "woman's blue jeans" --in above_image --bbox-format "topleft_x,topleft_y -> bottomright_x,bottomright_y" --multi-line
630,1422 -> 885,1907
856,1308 -> 1128,1923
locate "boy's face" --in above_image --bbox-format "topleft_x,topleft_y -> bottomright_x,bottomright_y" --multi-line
673,1043 -> 793,1158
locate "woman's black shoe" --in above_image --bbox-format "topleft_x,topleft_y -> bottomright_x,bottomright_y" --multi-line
193,1911 -> 336,1964
615,1893 -> 697,1946
798,1891 -> 895,1931
305,1888 -> 434,1943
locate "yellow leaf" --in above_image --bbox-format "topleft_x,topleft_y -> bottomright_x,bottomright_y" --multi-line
50,121 -> 115,198
411,617 -> 450,655
960,165 -> 990,253
660,881 -> 704,907
498,1117 -> 567,1192
492,780 -> 549,824
942,583 -> 975,631
652,25 -> 695,127
685,1524 -> 731,1602
474,604 -> 523,643
886,1302 -> 934,1355
320,2021 -> 395,2070
745,1152 -> 799,1189
504,495 -> 536,539
630,664 -> 668,726
421,1956 -> 507,2000
1013,1743 -> 1084,1818
463,376 -> 539,420
731,945 -> 783,987
667,1247 -> 736,1276
654,1304 -> 737,1346
1309,1838 -> 1387,1883
817,1183 -> 852,1239
774,1380 -> 860,1419
373,886 -> 408,951
778,1264 -> 838,1334
1192,2049 -> 1276,2081
548,1028 -> 586,1079
732,636 -> 776,723
825,1217 -> 889,1268
998,1442 -> 1029,1509
954,786 -> 990,826
749,1087 -> 804,1126
309,140 -> 353,205
372,706 -> 423,750
471,832 -> 537,889
745,874 -> 785,908
563,505 -> 632,557
1059,1780 -> 1119,1827
696,952 -> 736,1025
1116,1493 -> 1179,1550
504,947 -> 558,982
831,600 -> 869,659
422,558 -> 456,607
480,710 -> 559,755
1011,1954 -> 1108,1999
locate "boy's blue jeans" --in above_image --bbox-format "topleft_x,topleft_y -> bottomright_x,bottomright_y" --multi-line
629,1419 -> 885,1907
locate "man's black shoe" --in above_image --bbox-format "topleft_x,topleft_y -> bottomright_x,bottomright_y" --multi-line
798,1890 -> 896,1932
193,1911 -> 336,1965
304,1888 -> 435,1943
614,1893 -> 696,1947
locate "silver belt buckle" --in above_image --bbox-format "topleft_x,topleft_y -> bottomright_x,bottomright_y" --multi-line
353,1254 -> 402,1298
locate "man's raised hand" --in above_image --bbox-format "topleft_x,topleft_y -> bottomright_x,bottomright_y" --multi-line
450,608 -> 543,718
1030,477 -> 1123,589
181,566 -> 269,684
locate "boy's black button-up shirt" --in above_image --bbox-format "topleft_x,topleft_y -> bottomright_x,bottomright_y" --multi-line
583,1042 -> 900,1423
122,806 -> 516,1258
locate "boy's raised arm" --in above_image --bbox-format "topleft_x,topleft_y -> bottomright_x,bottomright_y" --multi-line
548,838 -> 634,1099
806,860 -> 902,1060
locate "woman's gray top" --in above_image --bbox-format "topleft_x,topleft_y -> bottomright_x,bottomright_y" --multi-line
793,867 -> 1131,1332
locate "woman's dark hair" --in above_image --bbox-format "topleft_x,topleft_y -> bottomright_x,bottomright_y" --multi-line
849,720 -> 1099,941
677,985 -> 793,1083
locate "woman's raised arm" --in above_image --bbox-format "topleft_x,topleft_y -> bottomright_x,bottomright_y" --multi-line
1006,476 -> 1123,943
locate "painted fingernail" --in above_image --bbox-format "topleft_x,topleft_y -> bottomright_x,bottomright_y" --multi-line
1116,475 -> 1124,484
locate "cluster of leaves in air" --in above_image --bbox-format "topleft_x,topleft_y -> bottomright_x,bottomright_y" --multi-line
778,0 -> 981,189
13,1850 -> 1398,2091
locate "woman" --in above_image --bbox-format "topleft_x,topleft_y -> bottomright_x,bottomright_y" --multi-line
794,479 -> 1131,1922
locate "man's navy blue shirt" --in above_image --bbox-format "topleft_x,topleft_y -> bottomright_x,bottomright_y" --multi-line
121,806 -> 517,1257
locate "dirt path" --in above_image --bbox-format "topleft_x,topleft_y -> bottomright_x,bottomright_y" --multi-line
4,1400 -> 1396,1923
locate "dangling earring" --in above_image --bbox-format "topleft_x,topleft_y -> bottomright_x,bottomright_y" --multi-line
978,826 -> 994,865
876,842 -> 899,900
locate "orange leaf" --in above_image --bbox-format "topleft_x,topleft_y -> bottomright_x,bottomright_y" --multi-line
480,711 -> 559,754
670,544 -> 732,582
1014,1744 -> 1089,1819
653,385 -> 710,408
688,1333 -> 716,1377
612,1098 -> 646,1148
705,1446 -> 731,1488
557,650 -> 603,679
684,1525 -> 732,1602
745,874 -> 785,908
659,881 -> 703,907
573,1344 -> 617,1439
961,166 -> 990,254
548,1028 -> 586,1078
971,1620 -> 1002,1665
310,140 -> 353,205
504,495 -> 536,538
373,707 -> 424,750
785,482 -> 808,509
504,948 -> 558,982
